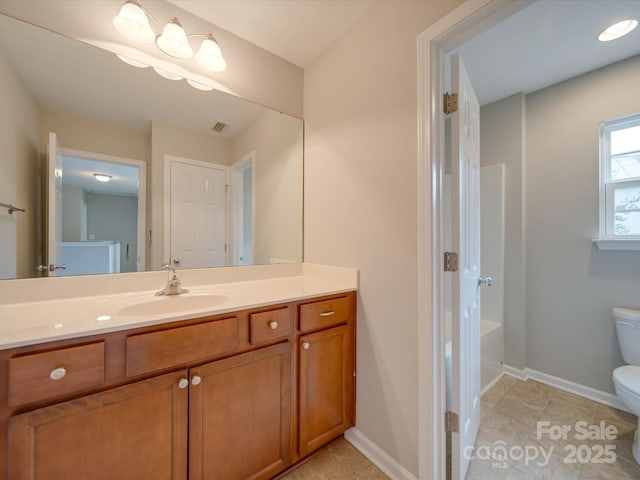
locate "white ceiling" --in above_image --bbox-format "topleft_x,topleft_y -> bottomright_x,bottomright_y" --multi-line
170,0 -> 640,104
168,0 -> 375,68
61,155 -> 140,196
455,0 -> 640,105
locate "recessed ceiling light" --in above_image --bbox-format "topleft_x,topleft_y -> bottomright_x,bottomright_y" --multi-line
93,173 -> 112,182
598,19 -> 638,42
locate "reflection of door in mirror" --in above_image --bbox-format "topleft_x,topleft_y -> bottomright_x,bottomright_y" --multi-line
166,156 -> 227,269
231,152 -> 255,266
45,134 -> 147,276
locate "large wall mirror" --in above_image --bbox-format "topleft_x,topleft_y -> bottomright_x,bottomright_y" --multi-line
0,13 -> 303,280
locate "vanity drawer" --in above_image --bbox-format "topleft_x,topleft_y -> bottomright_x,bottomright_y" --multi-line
250,307 -> 291,345
8,341 -> 105,407
299,296 -> 352,333
126,316 -> 239,377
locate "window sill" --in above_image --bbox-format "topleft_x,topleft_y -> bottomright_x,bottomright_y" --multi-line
592,238 -> 640,251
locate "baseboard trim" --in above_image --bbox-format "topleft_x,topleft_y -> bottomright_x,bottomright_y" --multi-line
344,428 -> 417,480
481,371 -> 506,396
502,364 -> 630,413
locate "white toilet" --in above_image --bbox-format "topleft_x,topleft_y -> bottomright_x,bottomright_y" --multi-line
612,307 -> 640,464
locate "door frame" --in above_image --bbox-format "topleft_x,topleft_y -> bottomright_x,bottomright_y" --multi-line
416,1 -> 528,478
163,154 -> 230,267
60,147 -> 147,272
230,151 -> 255,266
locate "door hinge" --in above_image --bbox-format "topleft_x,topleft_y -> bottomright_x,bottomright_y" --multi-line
445,411 -> 459,433
443,92 -> 458,114
444,251 -> 458,272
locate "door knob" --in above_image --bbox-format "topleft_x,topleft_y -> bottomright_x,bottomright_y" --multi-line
478,276 -> 493,287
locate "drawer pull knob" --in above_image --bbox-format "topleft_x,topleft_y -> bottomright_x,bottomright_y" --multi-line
319,311 -> 336,317
191,375 -> 202,386
269,321 -> 279,330
49,367 -> 66,381
302,342 -> 310,350
178,378 -> 189,389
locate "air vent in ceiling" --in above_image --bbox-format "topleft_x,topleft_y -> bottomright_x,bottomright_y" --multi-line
212,122 -> 227,133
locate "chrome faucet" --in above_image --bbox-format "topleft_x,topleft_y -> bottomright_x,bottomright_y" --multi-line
155,264 -> 189,296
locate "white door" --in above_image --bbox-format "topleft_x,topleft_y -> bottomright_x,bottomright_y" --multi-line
169,160 -> 227,269
450,54 -> 481,480
45,132 -> 64,276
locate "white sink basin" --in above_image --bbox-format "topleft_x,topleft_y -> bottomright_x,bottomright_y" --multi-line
117,293 -> 229,317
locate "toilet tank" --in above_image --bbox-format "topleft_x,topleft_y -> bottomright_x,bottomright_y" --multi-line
613,307 -> 640,365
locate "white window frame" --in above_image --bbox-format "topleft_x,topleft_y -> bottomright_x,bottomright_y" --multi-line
595,112 -> 640,250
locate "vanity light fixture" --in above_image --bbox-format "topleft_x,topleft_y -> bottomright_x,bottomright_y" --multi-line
113,1 -> 227,72
93,173 -> 112,182
598,19 -> 638,42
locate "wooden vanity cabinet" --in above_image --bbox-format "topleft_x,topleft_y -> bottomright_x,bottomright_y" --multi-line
1,292 -> 356,480
296,294 -> 356,459
8,370 -> 189,480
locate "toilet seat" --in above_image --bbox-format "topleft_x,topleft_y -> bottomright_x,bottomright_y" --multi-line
614,365 -> 640,396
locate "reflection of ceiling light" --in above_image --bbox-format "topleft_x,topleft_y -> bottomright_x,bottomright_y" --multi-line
113,1 -> 227,71
116,54 -> 149,68
153,67 -> 183,80
96,315 -> 112,322
113,1 -> 155,44
186,78 -> 215,91
93,173 -> 112,182
598,19 -> 638,42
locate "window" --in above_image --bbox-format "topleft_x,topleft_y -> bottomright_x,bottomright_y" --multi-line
600,113 -> 640,240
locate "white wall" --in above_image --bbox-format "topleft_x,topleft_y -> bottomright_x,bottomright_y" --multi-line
479,94 -> 526,368
525,55 -> 640,394
304,1 -> 462,475
232,109 -> 303,265
0,48 -> 41,279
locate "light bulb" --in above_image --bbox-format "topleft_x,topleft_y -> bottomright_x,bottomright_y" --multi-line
156,19 -> 193,59
153,67 -> 183,80
186,78 -> 215,91
116,54 -> 149,68
113,1 -> 155,44
195,35 -> 227,72
598,19 -> 638,42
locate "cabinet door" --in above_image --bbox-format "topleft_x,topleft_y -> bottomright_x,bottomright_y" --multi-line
189,342 -> 291,480
8,370 -> 189,480
298,325 -> 354,457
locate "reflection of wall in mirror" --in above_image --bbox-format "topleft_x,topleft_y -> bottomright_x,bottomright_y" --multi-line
0,48 -> 41,279
233,109 -> 303,265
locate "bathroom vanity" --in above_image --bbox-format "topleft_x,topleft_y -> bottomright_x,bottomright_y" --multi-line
0,265 -> 357,479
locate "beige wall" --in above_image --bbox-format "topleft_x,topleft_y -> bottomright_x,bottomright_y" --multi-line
0,48 -> 41,279
232,110 -> 303,264
41,111 -> 150,162
525,55 -> 640,394
480,94 -> 526,368
150,121 -> 232,269
0,0 -> 303,118
304,1 -> 462,475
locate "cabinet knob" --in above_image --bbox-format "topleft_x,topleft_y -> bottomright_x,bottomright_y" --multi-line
319,311 -> 336,317
269,321 -> 278,330
49,367 -> 66,381
191,375 -> 202,386
302,342 -> 310,350
178,378 -> 189,389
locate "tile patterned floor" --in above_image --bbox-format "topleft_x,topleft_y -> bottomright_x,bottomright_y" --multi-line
280,439 -> 389,480
281,376 -> 640,479
466,375 -> 640,479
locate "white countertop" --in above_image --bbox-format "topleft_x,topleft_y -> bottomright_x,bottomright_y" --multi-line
0,263 -> 358,350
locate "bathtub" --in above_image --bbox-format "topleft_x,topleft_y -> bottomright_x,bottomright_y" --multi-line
445,313 -> 504,409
